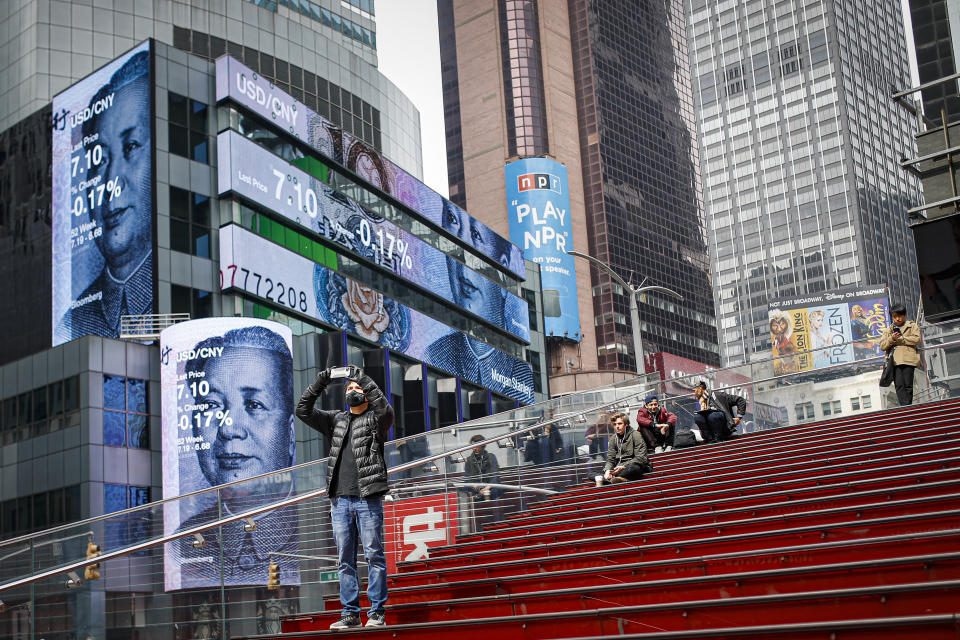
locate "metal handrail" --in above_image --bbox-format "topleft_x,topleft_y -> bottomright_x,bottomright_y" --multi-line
118,313 -> 190,339
0,455 -> 333,548
4,329 -> 956,549
390,482 -> 557,496
0,486 -> 330,594
0,401 -> 653,592
0,411 -> 602,550
3,328 -> 958,575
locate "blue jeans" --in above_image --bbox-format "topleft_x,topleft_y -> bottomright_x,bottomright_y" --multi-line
330,496 -> 387,615
694,411 -> 729,442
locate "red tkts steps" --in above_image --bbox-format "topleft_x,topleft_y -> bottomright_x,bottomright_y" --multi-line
243,400 -> 960,639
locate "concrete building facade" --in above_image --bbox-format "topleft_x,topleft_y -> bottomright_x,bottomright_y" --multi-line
688,0 -> 923,365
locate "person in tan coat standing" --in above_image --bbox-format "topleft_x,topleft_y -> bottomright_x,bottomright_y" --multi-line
879,303 -> 922,406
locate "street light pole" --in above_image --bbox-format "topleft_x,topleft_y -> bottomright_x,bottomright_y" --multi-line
568,250 -> 684,376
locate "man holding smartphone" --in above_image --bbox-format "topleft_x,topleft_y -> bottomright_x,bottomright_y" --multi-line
295,365 -> 395,629
879,303 -> 922,406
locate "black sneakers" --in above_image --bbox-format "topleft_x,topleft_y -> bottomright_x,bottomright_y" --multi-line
366,611 -> 386,627
329,614 -> 361,630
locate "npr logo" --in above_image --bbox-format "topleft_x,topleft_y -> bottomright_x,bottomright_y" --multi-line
517,172 -> 563,195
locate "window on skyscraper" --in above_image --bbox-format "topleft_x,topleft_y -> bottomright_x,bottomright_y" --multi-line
725,64 -> 746,96
779,42 -> 803,77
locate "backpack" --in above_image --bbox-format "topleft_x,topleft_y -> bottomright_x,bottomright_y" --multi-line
673,429 -> 698,448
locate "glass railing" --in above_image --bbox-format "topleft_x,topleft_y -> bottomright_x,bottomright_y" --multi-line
3,319 -> 960,638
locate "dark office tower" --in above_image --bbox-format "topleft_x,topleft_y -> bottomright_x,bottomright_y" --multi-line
439,0 -> 719,394
568,0 -> 717,371
909,0 -> 960,125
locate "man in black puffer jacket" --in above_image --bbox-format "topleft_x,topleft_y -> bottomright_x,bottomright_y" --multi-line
296,365 -> 394,630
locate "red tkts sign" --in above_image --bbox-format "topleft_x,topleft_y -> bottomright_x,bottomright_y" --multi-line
384,493 -> 459,574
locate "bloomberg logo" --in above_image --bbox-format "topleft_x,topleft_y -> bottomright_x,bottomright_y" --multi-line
517,172 -> 563,195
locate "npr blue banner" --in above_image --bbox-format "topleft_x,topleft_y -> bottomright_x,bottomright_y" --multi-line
505,158 -> 581,341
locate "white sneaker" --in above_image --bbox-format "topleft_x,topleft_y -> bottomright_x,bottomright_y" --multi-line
665,446 -> 673,452
654,446 -> 663,454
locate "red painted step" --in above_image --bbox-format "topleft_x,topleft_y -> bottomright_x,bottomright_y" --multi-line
290,551 -> 960,628
532,401 -> 960,497
559,614 -> 960,640
466,461 -> 960,543
266,580 -> 960,639
400,492 -> 960,573
433,468 -> 960,555
317,527 -> 960,611
486,422 -> 960,531
421,445 -> 960,560
501,417 -> 960,519
388,507 -> 960,587
382,529 -> 960,605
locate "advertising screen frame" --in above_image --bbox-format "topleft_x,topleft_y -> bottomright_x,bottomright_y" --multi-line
217,130 -> 530,342
160,317 -> 298,591
214,55 -> 526,281
51,39 -> 156,347
912,213 -> 960,322
767,284 -> 890,374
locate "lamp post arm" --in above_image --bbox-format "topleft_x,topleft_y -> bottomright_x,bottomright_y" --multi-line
567,250 -> 632,291
636,285 -> 684,302
568,249 -> 646,375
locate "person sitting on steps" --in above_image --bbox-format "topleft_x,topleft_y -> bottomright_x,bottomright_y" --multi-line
636,395 -> 678,453
692,380 -> 747,443
595,412 -> 649,486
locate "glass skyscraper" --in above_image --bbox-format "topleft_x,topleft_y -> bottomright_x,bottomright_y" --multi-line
688,0 -> 923,365
569,0 -> 719,370
440,0 -> 720,392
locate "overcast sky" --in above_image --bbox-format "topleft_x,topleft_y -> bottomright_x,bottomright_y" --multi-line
374,1 -> 920,199
374,1 -> 449,197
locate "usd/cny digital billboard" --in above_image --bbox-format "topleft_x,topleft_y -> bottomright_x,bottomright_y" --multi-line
768,284 -> 889,375
215,55 -> 525,279
52,41 -> 154,346
504,158 -> 581,341
217,130 -> 530,342
219,225 -> 535,403
160,317 -> 299,591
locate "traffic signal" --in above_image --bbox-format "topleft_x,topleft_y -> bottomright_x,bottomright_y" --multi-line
84,541 -> 101,581
267,561 -> 280,590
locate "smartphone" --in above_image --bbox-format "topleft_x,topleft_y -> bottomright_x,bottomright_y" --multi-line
329,366 -> 351,379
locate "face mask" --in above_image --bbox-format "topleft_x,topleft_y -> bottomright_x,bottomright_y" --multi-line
346,390 -> 366,407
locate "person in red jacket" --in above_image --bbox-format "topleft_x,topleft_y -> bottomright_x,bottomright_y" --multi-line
636,395 -> 678,453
